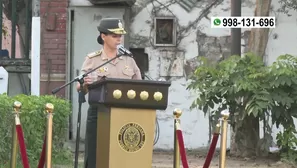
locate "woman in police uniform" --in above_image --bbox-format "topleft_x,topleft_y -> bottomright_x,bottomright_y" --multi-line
76,18 -> 142,168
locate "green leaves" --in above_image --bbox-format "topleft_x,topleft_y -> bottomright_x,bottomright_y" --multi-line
276,125 -> 297,162
245,90 -> 272,118
188,53 -> 267,117
188,53 -> 297,128
0,94 -> 72,165
188,53 -> 297,162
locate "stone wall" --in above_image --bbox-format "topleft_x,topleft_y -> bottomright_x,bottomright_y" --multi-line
129,0 -> 297,149
67,0 -> 297,149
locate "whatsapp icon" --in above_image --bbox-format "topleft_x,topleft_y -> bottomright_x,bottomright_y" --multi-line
213,18 -> 221,26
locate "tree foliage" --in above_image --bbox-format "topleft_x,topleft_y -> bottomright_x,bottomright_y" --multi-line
187,53 -> 297,161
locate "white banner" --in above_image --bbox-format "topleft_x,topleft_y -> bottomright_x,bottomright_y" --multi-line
211,17 -> 276,28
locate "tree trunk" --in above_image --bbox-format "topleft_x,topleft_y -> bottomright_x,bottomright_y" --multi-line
247,0 -> 272,60
230,0 -> 272,157
230,115 -> 260,157
3,0 -> 27,58
17,23 -> 27,58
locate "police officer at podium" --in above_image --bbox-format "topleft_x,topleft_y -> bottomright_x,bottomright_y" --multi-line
76,18 -> 142,168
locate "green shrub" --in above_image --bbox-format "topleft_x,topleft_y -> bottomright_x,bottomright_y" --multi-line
188,53 -> 297,161
0,94 -> 72,167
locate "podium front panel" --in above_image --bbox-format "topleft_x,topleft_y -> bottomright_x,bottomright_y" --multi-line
96,107 -> 156,168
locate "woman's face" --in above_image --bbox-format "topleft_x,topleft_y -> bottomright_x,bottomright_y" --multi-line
101,33 -> 122,49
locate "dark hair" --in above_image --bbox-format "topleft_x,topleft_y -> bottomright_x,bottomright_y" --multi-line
97,32 -> 107,45
97,35 -> 103,44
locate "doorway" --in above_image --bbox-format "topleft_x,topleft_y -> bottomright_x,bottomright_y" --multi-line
67,6 -> 127,142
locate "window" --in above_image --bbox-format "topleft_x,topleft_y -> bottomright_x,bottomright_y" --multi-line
154,17 -> 177,47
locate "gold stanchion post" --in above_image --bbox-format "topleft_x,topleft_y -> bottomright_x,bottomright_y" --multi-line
10,101 -> 22,168
214,123 -> 221,135
45,103 -> 54,168
219,110 -> 230,168
173,108 -> 182,168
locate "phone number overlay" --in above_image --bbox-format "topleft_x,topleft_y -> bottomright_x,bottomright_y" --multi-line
211,17 -> 276,28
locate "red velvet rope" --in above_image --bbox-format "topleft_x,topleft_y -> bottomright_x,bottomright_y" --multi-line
14,116 -> 46,168
37,136 -> 47,168
15,125 -> 30,168
176,128 -> 189,168
203,133 -> 219,168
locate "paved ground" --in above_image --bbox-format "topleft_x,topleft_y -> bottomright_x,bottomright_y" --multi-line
54,151 -> 297,168
151,151 -> 295,168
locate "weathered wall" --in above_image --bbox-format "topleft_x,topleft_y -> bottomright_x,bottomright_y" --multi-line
68,0 -> 297,150
40,0 -> 68,97
129,0 -> 235,149
129,0 -> 297,149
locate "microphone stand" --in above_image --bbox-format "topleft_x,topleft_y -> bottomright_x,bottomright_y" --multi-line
51,53 -> 126,168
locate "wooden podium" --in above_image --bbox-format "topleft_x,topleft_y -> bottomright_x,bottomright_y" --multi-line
88,77 -> 171,168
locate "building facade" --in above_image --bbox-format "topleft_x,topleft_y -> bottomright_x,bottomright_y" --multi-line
39,0 -> 297,149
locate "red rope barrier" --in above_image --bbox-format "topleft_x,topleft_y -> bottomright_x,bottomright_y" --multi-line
175,123 -> 189,168
37,136 -> 47,168
203,133 -> 219,168
15,122 -> 30,168
12,103 -> 47,168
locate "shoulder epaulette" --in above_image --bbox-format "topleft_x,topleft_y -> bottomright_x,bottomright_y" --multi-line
87,50 -> 102,58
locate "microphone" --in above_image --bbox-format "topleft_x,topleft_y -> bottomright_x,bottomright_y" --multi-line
117,44 -> 133,56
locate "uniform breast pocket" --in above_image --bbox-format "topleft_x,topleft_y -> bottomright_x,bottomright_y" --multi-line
97,71 -> 110,78
122,69 -> 135,79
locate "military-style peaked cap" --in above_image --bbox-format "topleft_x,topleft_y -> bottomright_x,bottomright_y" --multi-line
97,18 -> 126,35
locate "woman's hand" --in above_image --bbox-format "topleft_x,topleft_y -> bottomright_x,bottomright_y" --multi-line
84,75 -> 94,84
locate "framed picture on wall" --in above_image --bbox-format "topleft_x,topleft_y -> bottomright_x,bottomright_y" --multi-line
154,17 -> 177,47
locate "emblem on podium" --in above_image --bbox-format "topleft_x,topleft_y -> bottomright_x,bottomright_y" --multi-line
118,123 -> 146,153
